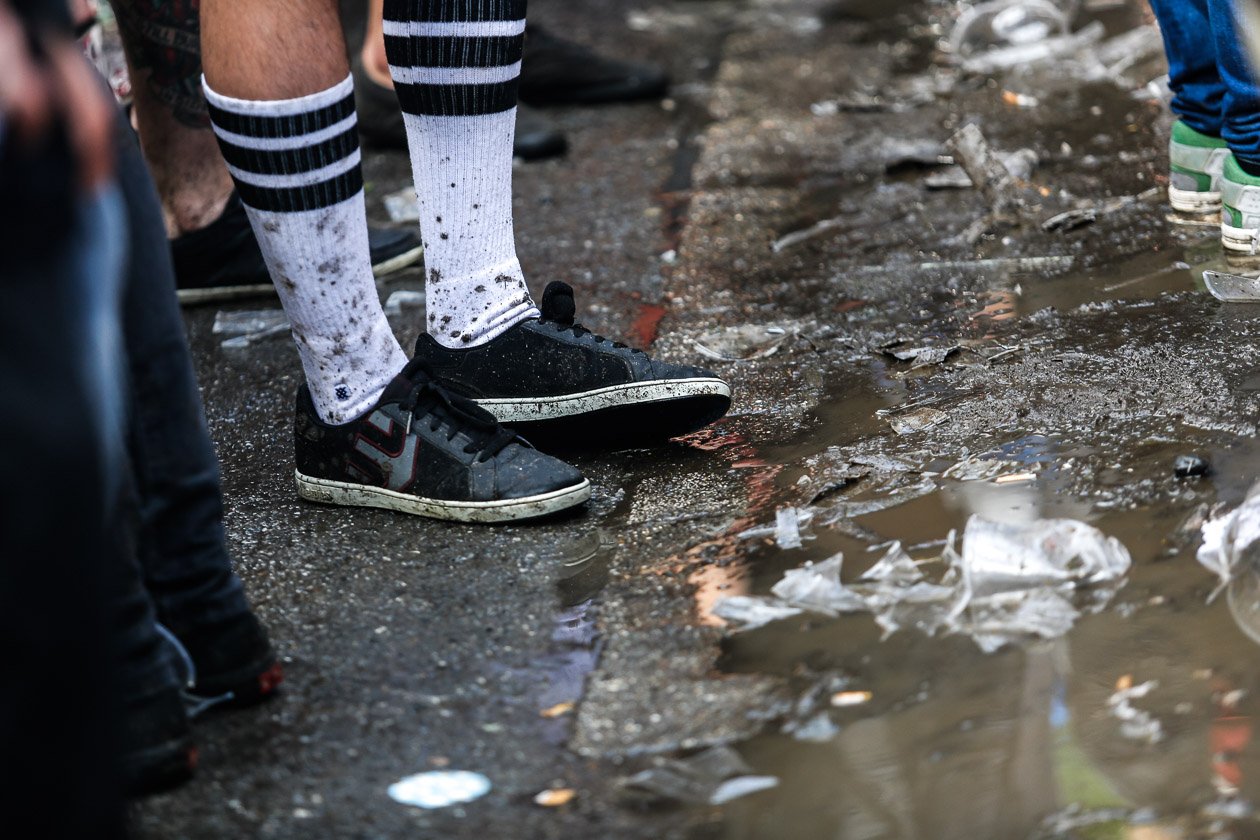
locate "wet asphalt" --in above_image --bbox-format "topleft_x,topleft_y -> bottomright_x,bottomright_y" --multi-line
135,0 -> 1260,838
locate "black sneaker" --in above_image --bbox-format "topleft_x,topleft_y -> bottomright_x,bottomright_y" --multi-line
352,56 -> 567,160
519,26 -> 669,107
122,682 -> 197,797
294,358 -> 590,521
412,281 -> 731,443
171,192 -> 423,305
166,612 -> 283,714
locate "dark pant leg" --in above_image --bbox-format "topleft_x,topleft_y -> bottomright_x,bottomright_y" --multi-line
1151,0 -> 1228,136
1212,0 -> 1260,166
114,116 -> 251,636
0,158 -> 129,838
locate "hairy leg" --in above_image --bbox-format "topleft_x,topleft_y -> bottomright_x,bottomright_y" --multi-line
111,0 -> 233,237
201,0 -> 348,100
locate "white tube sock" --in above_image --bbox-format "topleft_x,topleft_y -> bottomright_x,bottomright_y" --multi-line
203,75 -> 407,424
383,0 -> 540,349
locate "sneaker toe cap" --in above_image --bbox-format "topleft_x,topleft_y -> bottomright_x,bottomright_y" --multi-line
495,447 -> 585,499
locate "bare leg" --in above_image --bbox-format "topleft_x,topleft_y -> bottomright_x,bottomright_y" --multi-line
112,0 -> 233,237
201,0 -> 347,100
360,0 -> 393,88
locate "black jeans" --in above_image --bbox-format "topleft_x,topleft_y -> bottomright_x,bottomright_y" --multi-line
115,113 -> 251,642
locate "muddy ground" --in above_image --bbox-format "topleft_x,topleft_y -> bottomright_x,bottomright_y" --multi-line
135,0 -> 1260,838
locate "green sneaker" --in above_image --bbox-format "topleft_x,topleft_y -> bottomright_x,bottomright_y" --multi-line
1169,120 -> 1230,214
1220,155 -> 1260,252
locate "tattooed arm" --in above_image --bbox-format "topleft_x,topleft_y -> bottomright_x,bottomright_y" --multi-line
112,0 -> 207,127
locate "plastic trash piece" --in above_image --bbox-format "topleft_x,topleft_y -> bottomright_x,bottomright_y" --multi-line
692,324 -> 795,361
212,309 -> 289,337
1204,269 -> 1260,302
709,776 -> 779,805
950,0 -> 1072,58
384,188 -> 421,223
775,507 -> 804,549
620,747 -> 777,806
388,770 -> 492,809
711,596 -> 804,630
1198,482 -> 1260,601
716,516 -> 1131,652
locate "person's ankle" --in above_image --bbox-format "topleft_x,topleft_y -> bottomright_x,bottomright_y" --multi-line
164,186 -> 233,240
360,39 -> 394,89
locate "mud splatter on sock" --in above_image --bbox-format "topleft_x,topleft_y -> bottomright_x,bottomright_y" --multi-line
384,0 -> 539,348
203,75 -> 406,423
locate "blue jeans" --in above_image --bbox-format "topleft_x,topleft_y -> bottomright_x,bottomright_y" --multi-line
1150,0 -> 1260,166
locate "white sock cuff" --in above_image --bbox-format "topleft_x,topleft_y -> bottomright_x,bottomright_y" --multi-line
201,74 -> 355,116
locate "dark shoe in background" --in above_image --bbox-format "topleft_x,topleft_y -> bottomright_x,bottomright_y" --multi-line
519,25 -> 669,106
352,56 -> 568,160
121,682 -> 197,797
412,281 -> 731,445
173,611 -> 283,711
171,192 -> 423,305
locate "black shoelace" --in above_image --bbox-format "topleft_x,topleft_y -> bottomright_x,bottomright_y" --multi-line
541,318 -> 644,354
401,379 -> 517,462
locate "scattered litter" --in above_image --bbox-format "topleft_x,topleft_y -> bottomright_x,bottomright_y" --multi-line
1204,269 -> 1260,302
712,596 -> 804,631
788,713 -> 841,742
1173,454 -> 1210,479
1042,208 -> 1097,232
944,456 -> 1033,482
738,507 -> 815,543
1197,482 -> 1260,601
846,256 -> 1074,276
1107,679 -> 1163,744
994,472 -> 1038,484
383,188 -> 420,223
1002,89 -> 1039,108
534,788 -> 576,807
925,167 -> 975,190
388,770 -> 492,809
384,290 -> 425,316
946,124 -> 1030,215
888,407 -> 949,435
950,0 -> 1071,58
620,746 -> 778,807
692,324 -> 796,361
710,776 -> 779,805
775,507 -> 805,549
716,516 -> 1131,652
958,20 -> 1105,74
213,309 -> 290,350
540,702 -> 575,719
830,690 -> 872,707
772,216 -> 849,253
881,342 -> 962,369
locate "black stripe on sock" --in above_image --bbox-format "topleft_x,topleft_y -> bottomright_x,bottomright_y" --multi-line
394,78 -> 518,116
382,0 -> 526,24
233,167 -> 364,213
382,34 -> 523,68
218,125 -> 360,176
207,92 -> 356,140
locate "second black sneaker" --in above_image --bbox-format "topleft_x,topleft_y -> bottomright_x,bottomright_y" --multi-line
294,358 -> 590,521
172,192 -> 423,304
412,281 -> 732,442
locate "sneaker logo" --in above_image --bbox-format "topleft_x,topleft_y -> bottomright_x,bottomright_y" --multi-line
335,385 -> 351,401
350,410 -> 419,491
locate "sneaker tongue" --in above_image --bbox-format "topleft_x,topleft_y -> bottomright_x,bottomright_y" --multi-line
541,281 -> 576,325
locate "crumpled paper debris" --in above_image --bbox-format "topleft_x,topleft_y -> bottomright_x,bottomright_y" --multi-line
620,746 -> 778,806
714,515 -> 1131,652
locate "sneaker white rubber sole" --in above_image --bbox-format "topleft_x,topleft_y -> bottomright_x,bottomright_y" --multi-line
1222,218 -> 1259,252
1169,185 -> 1221,215
472,377 -> 732,423
177,245 -> 425,305
294,470 -> 591,522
